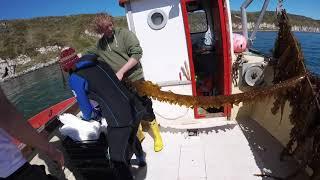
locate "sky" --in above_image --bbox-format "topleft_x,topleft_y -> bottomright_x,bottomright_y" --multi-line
0,0 -> 125,20
230,0 -> 319,20
0,0 -> 319,20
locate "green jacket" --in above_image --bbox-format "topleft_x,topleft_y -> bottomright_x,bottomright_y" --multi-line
86,27 -> 144,82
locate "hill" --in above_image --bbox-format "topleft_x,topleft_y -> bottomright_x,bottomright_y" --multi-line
0,11 -> 319,75
231,11 -> 320,31
0,14 -> 127,73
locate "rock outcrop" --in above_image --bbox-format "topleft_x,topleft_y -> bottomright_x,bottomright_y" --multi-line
0,57 -> 59,82
36,45 -> 61,54
0,46 -> 62,81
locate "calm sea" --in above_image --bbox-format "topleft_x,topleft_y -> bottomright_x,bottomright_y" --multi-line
1,65 -> 73,119
1,31 -> 319,120
251,32 -> 320,75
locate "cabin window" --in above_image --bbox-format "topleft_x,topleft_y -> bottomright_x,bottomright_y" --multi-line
188,10 -> 208,34
147,9 -> 168,30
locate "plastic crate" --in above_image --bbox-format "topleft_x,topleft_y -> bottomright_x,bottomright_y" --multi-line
62,134 -> 114,179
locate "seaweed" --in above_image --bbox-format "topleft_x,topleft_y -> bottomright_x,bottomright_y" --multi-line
131,75 -> 304,109
270,10 -> 320,179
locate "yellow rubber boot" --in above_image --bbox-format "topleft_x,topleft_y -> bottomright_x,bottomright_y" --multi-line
137,123 -> 145,142
149,119 -> 163,152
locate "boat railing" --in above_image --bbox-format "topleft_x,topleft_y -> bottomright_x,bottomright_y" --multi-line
19,97 -> 78,157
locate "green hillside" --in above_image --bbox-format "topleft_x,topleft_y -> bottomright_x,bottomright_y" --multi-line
231,11 -> 320,27
0,14 -> 127,72
0,11 -> 319,73
0,14 -> 128,57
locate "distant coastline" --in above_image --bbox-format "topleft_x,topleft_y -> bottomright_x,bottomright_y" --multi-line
0,11 -> 319,81
1,30 -> 319,82
233,30 -> 320,33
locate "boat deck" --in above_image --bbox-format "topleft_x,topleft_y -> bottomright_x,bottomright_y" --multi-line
30,118 -> 308,180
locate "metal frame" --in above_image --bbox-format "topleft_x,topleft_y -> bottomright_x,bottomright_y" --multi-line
241,0 -> 270,48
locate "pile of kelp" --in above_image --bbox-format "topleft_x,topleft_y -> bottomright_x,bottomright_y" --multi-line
272,10 -> 320,179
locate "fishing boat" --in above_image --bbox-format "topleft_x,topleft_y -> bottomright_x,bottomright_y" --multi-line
22,0 -> 319,179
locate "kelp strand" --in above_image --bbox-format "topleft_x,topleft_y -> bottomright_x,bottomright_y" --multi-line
131,75 -> 305,109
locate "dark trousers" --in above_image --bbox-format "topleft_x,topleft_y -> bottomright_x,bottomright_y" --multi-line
107,125 -> 143,163
2,163 -> 58,180
137,95 -> 156,122
126,83 -> 156,122
107,120 -> 143,180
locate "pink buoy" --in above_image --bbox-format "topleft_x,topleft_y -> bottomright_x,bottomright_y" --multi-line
233,33 -> 247,53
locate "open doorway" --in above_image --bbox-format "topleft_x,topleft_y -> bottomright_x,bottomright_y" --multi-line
183,0 -> 231,118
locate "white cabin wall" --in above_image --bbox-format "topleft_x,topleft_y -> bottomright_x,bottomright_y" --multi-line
126,0 -> 191,85
225,0 -> 234,57
124,4 -> 135,32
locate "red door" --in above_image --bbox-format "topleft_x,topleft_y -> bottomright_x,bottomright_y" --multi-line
181,0 -> 231,119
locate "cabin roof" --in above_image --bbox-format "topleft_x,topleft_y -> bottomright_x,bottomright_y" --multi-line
118,0 -> 128,7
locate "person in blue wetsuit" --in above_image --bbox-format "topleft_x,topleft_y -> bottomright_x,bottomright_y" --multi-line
59,47 -> 146,180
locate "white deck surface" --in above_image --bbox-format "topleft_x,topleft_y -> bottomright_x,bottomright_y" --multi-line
30,118 -> 308,180
133,118 -> 306,180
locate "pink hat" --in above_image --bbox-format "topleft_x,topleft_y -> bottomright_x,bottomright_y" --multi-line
59,47 -> 80,71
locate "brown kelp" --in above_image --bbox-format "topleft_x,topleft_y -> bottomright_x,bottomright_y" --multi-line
131,75 -> 304,109
272,10 -> 320,179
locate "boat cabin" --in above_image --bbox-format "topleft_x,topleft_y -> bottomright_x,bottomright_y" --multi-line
120,0 -> 233,121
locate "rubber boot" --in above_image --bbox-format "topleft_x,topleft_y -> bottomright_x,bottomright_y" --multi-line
149,119 -> 163,152
136,123 -> 145,142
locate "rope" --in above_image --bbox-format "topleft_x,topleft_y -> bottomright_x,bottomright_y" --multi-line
154,109 -> 189,121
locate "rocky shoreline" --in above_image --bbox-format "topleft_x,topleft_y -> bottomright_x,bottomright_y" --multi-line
232,23 -> 320,33
0,58 -> 59,82
0,45 -> 62,82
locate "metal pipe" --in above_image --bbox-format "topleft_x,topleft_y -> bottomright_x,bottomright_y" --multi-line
240,0 -> 253,41
248,0 -> 271,47
124,2 -> 136,33
157,80 -> 191,87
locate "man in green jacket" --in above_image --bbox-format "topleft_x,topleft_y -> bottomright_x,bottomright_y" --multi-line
87,13 -> 163,152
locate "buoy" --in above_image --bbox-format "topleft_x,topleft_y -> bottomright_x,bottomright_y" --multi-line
233,33 -> 247,53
